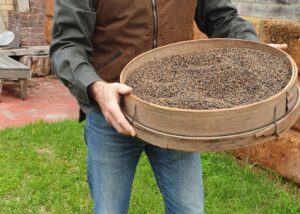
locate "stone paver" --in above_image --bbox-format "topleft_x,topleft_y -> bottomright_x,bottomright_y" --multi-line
0,76 -> 79,129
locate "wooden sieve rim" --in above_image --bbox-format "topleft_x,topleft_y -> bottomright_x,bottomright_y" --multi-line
123,87 -> 300,140
120,39 -> 298,113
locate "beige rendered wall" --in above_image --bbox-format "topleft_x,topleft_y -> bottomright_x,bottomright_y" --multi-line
232,0 -> 300,21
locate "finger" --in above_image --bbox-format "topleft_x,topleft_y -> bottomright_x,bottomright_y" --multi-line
269,43 -> 288,50
102,111 -> 115,127
275,44 -> 288,50
111,117 -> 136,136
109,105 -> 136,136
103,109 -> 125,134
281,44 -> 288,49
117,84 -> 133,95
113,113 -> 136,137
110,114 -> 136,136
109,116 -> 126,135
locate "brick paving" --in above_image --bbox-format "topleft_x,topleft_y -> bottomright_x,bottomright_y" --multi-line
0,76 -> 79,129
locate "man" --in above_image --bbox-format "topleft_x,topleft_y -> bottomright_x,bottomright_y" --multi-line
50,1 -> 286,213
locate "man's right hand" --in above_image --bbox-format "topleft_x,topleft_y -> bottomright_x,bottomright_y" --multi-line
88,81 -> 136,137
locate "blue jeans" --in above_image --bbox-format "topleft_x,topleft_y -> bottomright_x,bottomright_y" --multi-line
84,111 -> 204,214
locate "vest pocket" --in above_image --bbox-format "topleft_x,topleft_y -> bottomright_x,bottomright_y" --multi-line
94,51 -> 122,70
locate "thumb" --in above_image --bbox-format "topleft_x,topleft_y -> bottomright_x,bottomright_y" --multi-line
117,83 -> 133,95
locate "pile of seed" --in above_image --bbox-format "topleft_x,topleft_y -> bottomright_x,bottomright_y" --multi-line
125,48 -> 291,110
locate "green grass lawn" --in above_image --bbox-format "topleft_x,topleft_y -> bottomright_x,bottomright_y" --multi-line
0,120 -> 299,214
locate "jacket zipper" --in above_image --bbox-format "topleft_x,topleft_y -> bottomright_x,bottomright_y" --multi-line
151,0 -> 158,48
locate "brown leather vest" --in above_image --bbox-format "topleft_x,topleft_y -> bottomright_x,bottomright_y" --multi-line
92,0 -> 197,82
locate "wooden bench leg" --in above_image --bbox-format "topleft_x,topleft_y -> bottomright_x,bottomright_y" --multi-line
20,79 -> 28,100
0,79 -> 4,97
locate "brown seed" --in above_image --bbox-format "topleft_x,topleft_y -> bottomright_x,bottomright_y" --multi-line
125,48 -> 291,110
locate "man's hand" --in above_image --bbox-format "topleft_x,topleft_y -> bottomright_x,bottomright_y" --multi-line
89,81 -> 136,137
268,43 -> 288,50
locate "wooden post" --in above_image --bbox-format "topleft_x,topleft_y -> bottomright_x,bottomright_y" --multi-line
20,78 -> 27,100
0,79 -> 4,96
0,15 -> 5,32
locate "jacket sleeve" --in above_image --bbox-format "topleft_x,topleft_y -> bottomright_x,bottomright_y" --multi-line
49,0 -> 101,106
195,0 -> 259,42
